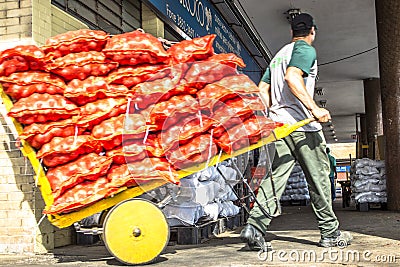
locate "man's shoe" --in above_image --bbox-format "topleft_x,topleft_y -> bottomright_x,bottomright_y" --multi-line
240,224 -> 272,252
319,230 -> 353,248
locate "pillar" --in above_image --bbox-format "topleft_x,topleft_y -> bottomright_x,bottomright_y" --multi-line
359,114 -> 368,158
375,0 -> 400,210
363,78 -> 383,159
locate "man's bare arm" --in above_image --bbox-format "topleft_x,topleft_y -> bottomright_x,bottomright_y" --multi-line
284,66 -> 331,122
258,81 -> 271,108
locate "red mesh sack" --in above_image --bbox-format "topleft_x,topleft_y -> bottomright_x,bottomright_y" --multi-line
124,113 -> 158,135
106,164 -> 138,189
0,45 -> 47,76
140,94 -> 199,127
3,83 -> 65,100
130,64 -> 191,110
200,90 -> 265,114
92,113 -> 156,150
168,34 -> 216,64
103,30 -> 169,65
166,133 -> 218,170
107,64 -> 169,88
106,143 -> 146,164
0,71 -> 66,89
212,95 -> 265,115
197,84 -> 239,110
158,115 -> 214,153
47,153 -> 113,199
197,75 -> 261,110
141,134 -> 165,157
206,53 -> 246,68
182,61 -> 238,90
210,96 -> 266,138
226,95 -> 265,111
8,93 -> 80,124
44,177 -> 118,214
66,77 -> 130,105
46,51 -> 118,80
25,126 -> 86,149
0,56 -> 29,77
215,116 -> 284,154
42,29 -> 110,59
133,78 -> 182,110
212,74 -> 260,94
36,135 -> 102,167
107,158 -> 179,186
211,113 -> 254,139
21,116 -> 78,139
140,110 -> 192,133
78,98 -> 128,129
20,117 -> 87,149
107,134 -> 164,163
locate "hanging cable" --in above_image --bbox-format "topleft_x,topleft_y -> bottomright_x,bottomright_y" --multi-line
318,46 -> 377,66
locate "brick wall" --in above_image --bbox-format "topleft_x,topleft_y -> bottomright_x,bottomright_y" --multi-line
0,0 -> 88,254
32,0 -> 88,46
0,0 -> 34,50
142,3 -> 164,38
0,104 -> 38,253
50,5 -> 89,37
31,0 -> 52,45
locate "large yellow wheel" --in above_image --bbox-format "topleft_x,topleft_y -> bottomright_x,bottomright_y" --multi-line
103,198 -> 169,265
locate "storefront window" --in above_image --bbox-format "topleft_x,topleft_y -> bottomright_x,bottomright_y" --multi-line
52,0 -> 141,34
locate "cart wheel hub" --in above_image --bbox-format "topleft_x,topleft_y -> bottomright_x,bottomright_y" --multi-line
133,227 -> 141,237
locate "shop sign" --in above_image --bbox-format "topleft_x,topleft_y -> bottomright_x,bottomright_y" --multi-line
336,166 -> 350,172
145,0 -> 262,82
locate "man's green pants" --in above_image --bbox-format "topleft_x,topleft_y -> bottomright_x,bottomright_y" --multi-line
247,130 -> 339,238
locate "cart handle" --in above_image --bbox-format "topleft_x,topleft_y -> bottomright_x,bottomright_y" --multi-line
271,118 -> 315,141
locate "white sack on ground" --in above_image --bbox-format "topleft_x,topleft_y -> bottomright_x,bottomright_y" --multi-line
163,201 -> 205,226
218,201 -> 240,217
350,158 -> 386,204
281,162 -> 310,201
162,161 -> 241,225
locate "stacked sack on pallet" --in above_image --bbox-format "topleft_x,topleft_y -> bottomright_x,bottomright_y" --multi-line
0,29 -> 283,215
161,159 -> 241,226
350,158 -> 386,204
280,163 -> 310,202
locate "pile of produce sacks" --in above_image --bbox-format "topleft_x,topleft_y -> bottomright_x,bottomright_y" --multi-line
350,158 -> 386,204
280,163 -> 310,202
162,160 -> 240,226
0,29 -> 283,215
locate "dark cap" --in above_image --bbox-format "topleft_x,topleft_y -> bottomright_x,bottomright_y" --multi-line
291,13 -> 317,31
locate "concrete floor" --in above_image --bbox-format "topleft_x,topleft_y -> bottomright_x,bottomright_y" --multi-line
1,199 -> 399,266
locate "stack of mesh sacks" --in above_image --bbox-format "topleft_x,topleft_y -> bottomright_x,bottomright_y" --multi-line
161,159 -> 240,226
280,163 -> 310,202
0,29 -> 283,215
350,158 -> 386,204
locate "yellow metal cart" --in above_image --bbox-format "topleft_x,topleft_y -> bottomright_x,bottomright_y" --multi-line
1,87 -> 312,265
